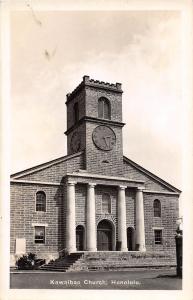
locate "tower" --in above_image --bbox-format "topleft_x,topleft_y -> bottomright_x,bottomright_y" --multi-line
65,75 -> 125,176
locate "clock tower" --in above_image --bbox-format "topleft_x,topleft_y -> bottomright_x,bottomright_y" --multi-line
65,75 -> 125,176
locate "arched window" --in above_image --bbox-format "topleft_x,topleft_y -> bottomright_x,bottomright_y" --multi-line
102,193 -> 111,213
98,97 -> 111,120
153,199 -> 161,217
73,102 -> 79,124
36,191 -> 46,212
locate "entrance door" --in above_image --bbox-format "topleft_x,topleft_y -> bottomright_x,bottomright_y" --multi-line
76,225 -> 84,251
97,220 -> 112,251
127,227 -> 135,251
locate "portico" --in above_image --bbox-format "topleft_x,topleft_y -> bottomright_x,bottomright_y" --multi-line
65,172 -> 146,253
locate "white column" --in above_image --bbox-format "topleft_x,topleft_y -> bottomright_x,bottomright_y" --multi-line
86,183 -> 97,251
135,187 -> 146,252
66,181 -> 76,253
118,185 -> 128,251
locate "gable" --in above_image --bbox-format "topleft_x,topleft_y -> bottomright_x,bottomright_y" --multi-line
11,152 -> 85,183
123,156 -> 181,193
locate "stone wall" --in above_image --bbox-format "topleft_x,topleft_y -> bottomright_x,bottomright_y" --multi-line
85,86 -> 122,122
66,89 -> 86,130
144,192 -> 179,252
10,182 -> 64,261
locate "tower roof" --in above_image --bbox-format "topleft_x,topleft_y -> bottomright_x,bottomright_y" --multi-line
66,75 -> 123,103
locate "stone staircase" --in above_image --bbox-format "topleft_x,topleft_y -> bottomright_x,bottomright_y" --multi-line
40,253 -> 83,272
40,251 -> 176,272
68,251 -> 176,272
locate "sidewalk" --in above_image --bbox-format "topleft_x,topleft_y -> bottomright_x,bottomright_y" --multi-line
10,268 -> 182,290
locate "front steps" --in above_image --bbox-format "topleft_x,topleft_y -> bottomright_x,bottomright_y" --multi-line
40,253 -> 83,272
40,251 -> 176,272
68,251 -> 176,272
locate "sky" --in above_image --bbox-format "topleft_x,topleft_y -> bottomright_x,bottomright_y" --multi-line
11,10 -> 182,191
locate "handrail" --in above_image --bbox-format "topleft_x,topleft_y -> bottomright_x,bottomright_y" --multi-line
36,259 -> 45,263
58,248 -> 66,253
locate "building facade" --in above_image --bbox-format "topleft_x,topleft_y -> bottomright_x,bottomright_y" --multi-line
10,76 -> 180,265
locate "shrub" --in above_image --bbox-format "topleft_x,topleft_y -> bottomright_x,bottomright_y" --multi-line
28,252 -> 36,261
16,253 -> 45,270
16,254 -> 34,270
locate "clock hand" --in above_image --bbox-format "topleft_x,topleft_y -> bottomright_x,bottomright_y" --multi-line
103,136 -> 111,148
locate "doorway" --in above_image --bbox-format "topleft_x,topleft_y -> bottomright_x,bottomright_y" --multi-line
127,227 -> 135,251
97,220 -> 112,251
76,225 -> 84,251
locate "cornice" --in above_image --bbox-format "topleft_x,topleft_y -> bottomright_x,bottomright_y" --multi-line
64,116 -> 125,135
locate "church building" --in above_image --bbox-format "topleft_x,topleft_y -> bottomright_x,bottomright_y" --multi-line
10,76 -> 181,265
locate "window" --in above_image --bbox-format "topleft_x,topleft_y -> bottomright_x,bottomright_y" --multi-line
98,98 -> 111,120
34,226 -> 45,244
153,199 -> 161,217
36,191 -> 46,212
154,229 -> 162,244
102,193 -> 111,213
73,102 -> 79,123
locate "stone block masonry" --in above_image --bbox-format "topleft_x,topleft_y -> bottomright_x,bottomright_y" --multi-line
10,183 -> 64,261
144,193 -> 179,253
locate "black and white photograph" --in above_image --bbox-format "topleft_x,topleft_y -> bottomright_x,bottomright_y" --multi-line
1,1 -> 193,300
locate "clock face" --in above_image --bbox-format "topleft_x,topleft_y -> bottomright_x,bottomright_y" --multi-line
70,131 -> 81,153
92,125 -> 116,151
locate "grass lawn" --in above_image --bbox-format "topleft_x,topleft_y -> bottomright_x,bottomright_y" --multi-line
10,268 -> 182,290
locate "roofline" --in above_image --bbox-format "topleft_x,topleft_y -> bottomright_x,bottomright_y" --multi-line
123,156 -> 181,193
10,151 -> 84,179
66,75 -> 122,104
10,152 -> 181,193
